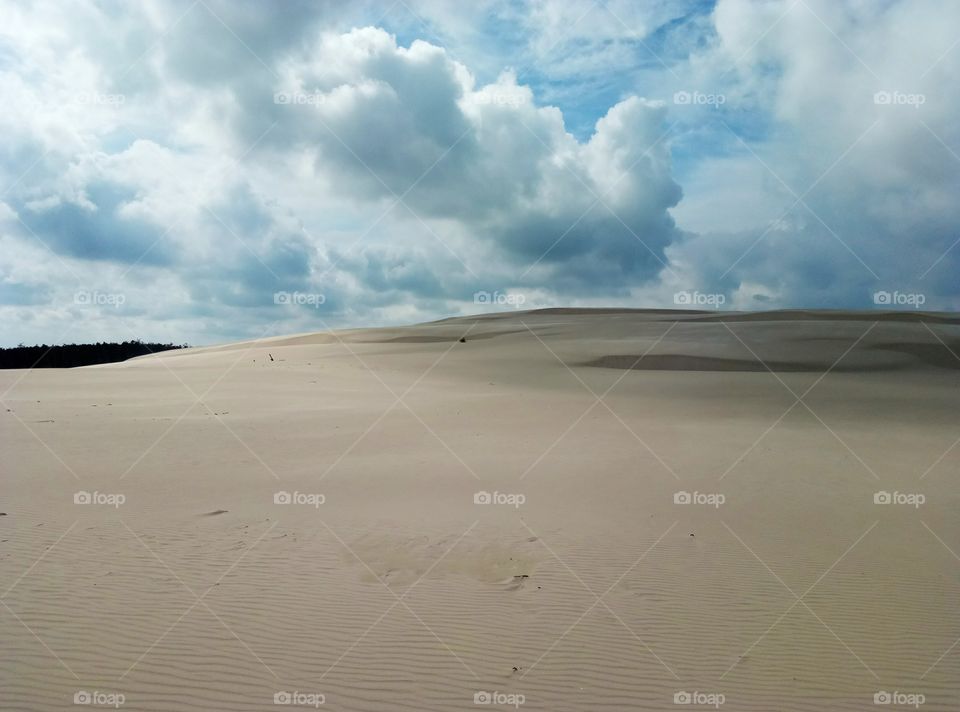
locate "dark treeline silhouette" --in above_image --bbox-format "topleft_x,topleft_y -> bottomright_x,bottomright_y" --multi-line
0,340 -> 188,369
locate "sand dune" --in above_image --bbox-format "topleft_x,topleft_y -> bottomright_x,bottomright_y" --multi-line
2,309 -> 958,710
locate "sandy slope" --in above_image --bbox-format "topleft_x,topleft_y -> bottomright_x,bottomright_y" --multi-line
1,309 -> 958,711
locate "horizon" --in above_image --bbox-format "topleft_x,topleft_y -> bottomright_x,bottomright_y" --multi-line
7,304 -> 960,352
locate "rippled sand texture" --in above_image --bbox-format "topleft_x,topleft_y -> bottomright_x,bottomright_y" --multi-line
2,309 -> 959,711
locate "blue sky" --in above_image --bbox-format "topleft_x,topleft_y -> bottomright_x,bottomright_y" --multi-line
0,0 -> 958,346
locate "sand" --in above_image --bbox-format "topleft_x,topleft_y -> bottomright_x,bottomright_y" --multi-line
1,309 -> 958,711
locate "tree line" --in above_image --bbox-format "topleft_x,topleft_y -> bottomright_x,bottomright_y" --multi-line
0,340 -> 188,369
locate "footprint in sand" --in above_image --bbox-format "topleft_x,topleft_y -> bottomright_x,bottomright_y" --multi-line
505,574 -> 530,591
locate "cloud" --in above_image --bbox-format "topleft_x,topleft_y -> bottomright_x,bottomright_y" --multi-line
1,0 -> 959,346
266,30 -> 683,290
652,0 -> 960,309
18,180 -> 175,264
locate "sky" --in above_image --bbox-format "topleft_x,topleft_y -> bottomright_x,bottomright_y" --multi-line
1,0 -> 958,347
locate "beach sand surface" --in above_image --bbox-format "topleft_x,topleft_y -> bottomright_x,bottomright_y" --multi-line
2,309 -> 958,710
